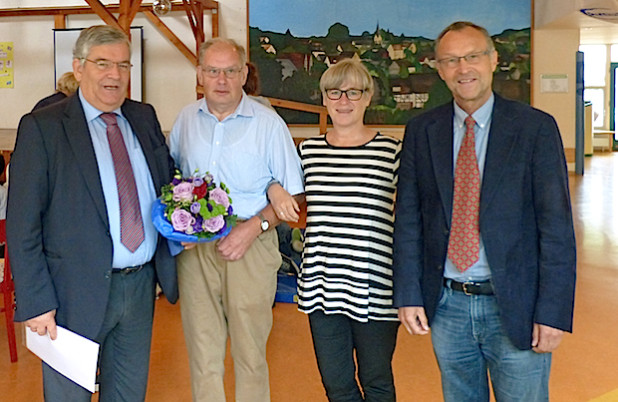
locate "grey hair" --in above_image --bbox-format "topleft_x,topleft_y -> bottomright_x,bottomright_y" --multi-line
73,25 -> 131,63
198,37 -> 246,67
434,21 -> 495,54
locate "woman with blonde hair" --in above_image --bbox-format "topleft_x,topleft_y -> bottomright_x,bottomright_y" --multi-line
32,71 -> 79,111
270,58 -> 401,401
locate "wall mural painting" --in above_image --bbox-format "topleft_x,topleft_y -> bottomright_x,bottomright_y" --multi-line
249,0 -> 531,125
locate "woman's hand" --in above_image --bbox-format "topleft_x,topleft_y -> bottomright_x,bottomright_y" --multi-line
268,183 -> 300,222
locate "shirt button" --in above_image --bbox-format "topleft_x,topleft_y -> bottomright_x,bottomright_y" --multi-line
212,161 -> 216,166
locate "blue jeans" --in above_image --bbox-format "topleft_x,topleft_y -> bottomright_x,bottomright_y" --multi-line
430,287 -> 551,402
308,311 -> 399,402
43,265 -> 156,402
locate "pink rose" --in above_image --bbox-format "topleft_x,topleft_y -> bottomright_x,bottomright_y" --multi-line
173,182 -> 194,202
170,208 -> 195,233
203,215 -> 225,233
209,187 -> 230,209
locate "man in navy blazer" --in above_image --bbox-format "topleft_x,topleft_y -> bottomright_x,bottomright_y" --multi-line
7,25 -> 177,401
393,21 -> 576,401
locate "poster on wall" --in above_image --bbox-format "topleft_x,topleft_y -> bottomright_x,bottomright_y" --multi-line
0,42 -> 14,89
249,0 -> 531,125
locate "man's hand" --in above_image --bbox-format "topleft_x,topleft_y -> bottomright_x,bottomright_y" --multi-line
398,306 -> 430,335
217,218 -> 261,261
26,310 -> 58,340
532,323 -> 564,353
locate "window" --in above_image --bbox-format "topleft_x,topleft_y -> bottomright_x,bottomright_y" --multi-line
580,45 -> 607,128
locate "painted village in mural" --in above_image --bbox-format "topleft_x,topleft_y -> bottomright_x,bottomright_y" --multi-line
249,23 -> 530,124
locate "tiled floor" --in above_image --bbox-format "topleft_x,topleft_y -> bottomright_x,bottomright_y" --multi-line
1,152 -> 618,401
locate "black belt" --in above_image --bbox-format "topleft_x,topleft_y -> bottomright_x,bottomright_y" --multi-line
444,279 -> 494,296
112,262 -> 149,275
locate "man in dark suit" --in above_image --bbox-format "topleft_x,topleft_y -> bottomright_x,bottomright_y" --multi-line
7,25 -> 177,401
393,21 -> 576,401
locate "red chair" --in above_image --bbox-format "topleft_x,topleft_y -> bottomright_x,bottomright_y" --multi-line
0,219 -> 17,362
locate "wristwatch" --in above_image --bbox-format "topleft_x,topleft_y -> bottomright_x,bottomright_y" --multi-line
258,212 -> 270,232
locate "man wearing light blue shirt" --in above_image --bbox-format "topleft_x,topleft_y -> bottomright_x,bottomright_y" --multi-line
7,26 -> 177,401
168,38 -> 304,402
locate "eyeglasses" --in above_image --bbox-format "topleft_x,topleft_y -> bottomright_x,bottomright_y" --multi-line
325,88 -> 365,101
201,66 -> 243,79
437,50 -> 493,69
83,58 -> 132,72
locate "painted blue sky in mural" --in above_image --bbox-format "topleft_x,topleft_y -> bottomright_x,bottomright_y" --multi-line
249,0 -> 530,38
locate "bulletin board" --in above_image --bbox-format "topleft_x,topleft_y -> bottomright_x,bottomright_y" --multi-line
0,42 -> 14,89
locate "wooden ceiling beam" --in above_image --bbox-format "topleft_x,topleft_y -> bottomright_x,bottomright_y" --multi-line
127,0 -> 145,28
83,0 -> 123,30
0,3 -> 215,18
54,14 -> 66,29
143,10 -> 197,65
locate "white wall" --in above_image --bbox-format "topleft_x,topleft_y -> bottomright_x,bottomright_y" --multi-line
0,0 -> 247,131
535,0 -> 578,28
533,1 -> 582,171
532,28 -> 579,151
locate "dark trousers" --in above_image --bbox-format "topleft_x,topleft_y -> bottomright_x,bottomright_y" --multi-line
308,310 -> 400,402
42,265 -> 156,402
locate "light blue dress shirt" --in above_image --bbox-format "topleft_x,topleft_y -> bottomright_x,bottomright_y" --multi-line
168,94 -> 304,219
443,94 -> 494,282
79,90 -> 157,268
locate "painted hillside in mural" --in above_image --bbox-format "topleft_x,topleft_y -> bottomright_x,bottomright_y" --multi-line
249,0 -> 531,125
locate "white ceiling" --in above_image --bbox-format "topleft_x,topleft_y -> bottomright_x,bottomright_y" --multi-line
542,9 -> 618,44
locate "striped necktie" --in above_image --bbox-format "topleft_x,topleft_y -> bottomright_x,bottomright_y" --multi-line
100,113 -> 145,253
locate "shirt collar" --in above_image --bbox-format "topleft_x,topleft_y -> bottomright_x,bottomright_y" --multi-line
78,88 -> 125,124
453,93 -> 494,131
198,92 -> 254,121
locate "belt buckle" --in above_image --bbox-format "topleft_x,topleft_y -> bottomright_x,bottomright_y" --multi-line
462,281 -> 475,295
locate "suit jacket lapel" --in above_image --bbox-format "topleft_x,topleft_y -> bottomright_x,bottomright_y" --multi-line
62,96 -> 109,227
122,102 -> 161,192
480,94 -> 518,217
427,104 -> 455,226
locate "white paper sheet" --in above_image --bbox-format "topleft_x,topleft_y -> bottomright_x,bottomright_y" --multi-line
26,325 -> 100,393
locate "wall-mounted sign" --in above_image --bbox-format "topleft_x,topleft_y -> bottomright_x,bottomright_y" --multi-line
540,74 -> 569,93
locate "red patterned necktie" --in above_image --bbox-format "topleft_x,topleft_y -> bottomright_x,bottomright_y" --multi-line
100,113 -> 145,253
447,115 -> 480,272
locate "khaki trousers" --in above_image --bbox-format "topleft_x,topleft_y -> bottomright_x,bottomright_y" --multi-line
177,230 -> 281,402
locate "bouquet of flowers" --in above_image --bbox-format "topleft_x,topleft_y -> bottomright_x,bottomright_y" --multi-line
152,170 -> 237,242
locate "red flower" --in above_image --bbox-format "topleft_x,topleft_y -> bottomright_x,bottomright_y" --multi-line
192,183 -> 208,199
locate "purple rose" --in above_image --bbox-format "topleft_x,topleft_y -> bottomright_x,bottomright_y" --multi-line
203,215 -> 225,233
193,177 -> 204,187
173,182 -> 194,202
203,173 -> 214,184
190,202 -> 201,214
170,208 -> 195,233
209,187 -> 230,208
